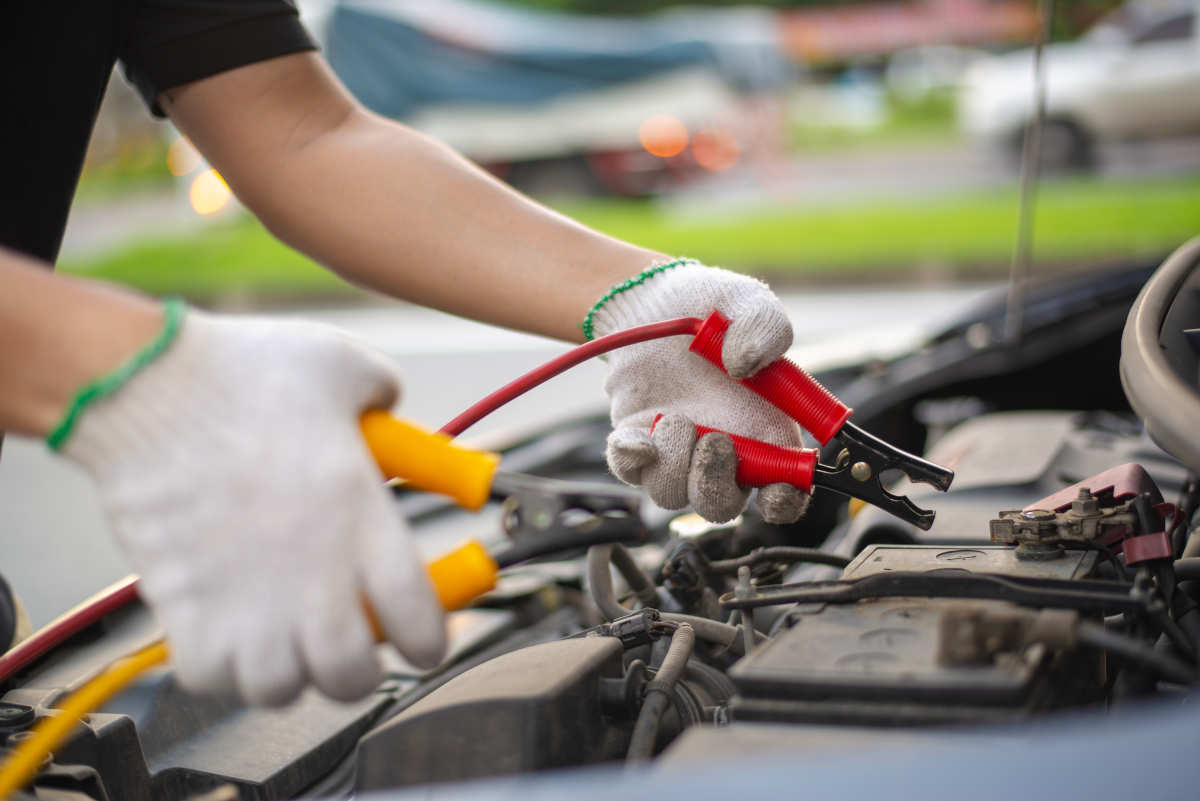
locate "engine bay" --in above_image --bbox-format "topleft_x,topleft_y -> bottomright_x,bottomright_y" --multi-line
5,243 -> 1200,800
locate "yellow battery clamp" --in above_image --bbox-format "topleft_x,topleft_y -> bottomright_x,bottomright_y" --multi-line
0,413 -> 507,799
358,410 -> 504,613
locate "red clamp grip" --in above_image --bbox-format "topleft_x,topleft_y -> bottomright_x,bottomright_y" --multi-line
652,415 -> 817,493
688,311 -> 853,446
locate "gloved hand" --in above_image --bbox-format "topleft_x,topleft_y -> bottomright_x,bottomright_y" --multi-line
588,260 -> 810,524
55,304 -> 445,706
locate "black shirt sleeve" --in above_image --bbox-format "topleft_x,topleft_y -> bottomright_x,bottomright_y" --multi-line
119,0 -> 318,117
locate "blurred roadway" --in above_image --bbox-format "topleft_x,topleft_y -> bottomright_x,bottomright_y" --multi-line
675,135 -> 1200,210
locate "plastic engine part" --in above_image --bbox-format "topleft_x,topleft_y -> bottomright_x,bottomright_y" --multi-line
728,544 -> 1104,726
356,637 -> 628,791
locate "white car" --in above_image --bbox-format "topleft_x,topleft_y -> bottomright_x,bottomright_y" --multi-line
958,0 -> 1200,169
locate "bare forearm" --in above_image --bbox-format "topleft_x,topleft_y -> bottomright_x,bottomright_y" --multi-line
251,116 -> 658,342
0,250 -> 163,436
164,54 -> 660,343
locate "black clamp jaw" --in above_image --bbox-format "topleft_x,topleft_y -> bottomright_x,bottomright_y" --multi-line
489,473 -> 649,566
816,422 -> 955,531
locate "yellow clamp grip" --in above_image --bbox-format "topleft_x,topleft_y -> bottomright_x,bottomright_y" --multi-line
0,541 -> 503,800
359,410 -> 500,511
0,414 -> 505,799
426,540 -> 499,611
361,540 -> 497,639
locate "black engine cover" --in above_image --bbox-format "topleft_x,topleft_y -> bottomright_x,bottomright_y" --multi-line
356,637 -> 626,790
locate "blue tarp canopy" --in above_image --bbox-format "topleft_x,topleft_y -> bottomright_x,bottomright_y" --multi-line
327,0 -> 788,119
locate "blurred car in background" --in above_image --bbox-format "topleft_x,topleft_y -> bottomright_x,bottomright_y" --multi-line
324,0 -> 792,195
958,0 -> 1200,170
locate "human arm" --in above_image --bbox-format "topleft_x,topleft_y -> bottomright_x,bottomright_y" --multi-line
161,52 -> 661,343
0,247 -> 164,437
161,52 -> 809,522
0,252 -> 444,704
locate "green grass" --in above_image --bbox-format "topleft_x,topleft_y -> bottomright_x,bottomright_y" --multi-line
62,218 -> 354,302
61,175 -> 1200,303
788,90 -> 960,153
561,176 -> 1200,273
74,137 -> 175,202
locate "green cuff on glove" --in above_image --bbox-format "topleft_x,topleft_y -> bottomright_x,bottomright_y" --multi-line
46,299 -> 187,450
581,258 -> 698,341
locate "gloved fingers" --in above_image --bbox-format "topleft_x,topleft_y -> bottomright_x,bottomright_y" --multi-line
301,324 -> 403,412
233,621 -> 306,707
605,427 -> 657,486
639,414 -> 697,510
158,601 -> 237,699
358,488 -> 447,671
297,588 -> 384,702
688,432 -> 751,523
720,290 -> 793,379
756,482 -> 811,525
346,346 -> 403,412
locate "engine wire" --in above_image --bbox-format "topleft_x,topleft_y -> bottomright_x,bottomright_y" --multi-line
0,641 -> 168,798
0,576 -> 139,685
1078,622 -> 1196,686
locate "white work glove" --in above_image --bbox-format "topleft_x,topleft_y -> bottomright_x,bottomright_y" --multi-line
58,308 -> 445,706
590,260 -> 810,524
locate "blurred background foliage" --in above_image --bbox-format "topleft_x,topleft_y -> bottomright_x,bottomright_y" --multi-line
63,0 -> 1200,306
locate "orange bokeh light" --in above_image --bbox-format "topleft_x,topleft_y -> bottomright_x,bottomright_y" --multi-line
639,114 -> 689,158
189,169 -> 232,215
166,136 -> 202,176
692,128 -> 741,172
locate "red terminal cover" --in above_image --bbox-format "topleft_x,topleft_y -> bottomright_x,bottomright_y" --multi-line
1024,463 -> 1175,556
1026,463 -> 1164,513
1123,532 -> 1174,565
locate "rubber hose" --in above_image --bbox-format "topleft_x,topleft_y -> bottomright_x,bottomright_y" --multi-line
1078,622 -> 1197,686
1172,594 -> 1200,657
627,623 -> 695,762
708,547 -> 851,574
1175,558 -> 1200,582
586,545 -> 757,653
1183,533 -> 1200,560
610,543 -> 661,607
661,613 -> 764,653
588,544 -> 636,621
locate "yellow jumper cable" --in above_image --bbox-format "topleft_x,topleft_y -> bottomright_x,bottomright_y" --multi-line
0,539 -> 500,799
0,642 -> 168,798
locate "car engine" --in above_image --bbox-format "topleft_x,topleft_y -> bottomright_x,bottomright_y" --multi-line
5,241 -> 1200,800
